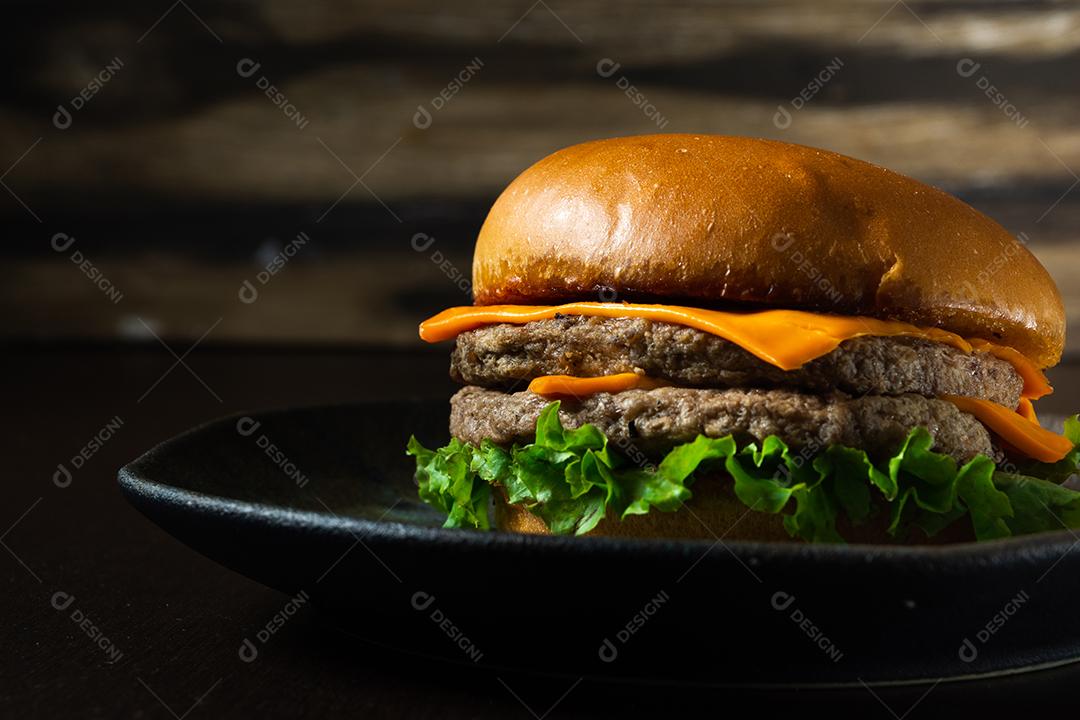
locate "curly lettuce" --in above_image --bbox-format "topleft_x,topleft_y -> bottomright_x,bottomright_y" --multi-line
407,404 -> 1080,543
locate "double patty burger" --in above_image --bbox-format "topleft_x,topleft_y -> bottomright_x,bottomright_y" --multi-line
408,134 -> 1080,544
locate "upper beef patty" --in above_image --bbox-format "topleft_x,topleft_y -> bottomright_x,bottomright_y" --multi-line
450,385 -> 997,462
451,315 -> 1024,408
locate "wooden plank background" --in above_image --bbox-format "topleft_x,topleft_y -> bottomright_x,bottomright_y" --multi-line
3,0 -> 1079,354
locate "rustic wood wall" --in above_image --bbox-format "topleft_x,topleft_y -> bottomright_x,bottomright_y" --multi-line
3,0 -> 1079,354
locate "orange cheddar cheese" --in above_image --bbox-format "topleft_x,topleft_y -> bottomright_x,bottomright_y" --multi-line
1016,397 -> 1039,424
940,395 -> 1071,463
528,373 -> 668,399
420,303 -> 1051,399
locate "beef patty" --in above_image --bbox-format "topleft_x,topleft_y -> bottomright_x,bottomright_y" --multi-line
450,385 -> 997,462
450,316 -> 1023,407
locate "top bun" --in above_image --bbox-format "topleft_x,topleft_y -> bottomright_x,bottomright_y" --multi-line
472,134 -> 1065,368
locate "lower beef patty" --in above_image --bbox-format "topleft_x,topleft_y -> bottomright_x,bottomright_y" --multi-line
451,316 -> 1023,407
450,385 -> 997,463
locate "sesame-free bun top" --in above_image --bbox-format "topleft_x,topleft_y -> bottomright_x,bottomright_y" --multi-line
472,134 -> 1065,368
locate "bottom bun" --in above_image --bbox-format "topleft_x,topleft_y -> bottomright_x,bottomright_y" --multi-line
493,472 -> 975,545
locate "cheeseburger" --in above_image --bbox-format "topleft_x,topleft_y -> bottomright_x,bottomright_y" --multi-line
408,134 -> 1080,544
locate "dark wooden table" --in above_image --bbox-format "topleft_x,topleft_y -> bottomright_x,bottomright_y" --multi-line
6,345 -> 1080,717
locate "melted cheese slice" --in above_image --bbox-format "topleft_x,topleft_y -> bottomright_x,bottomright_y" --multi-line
420,303 -> 1052,399
941,395 -> 1073,463
528,373 -> 668,398
1016,397 -> 1039,424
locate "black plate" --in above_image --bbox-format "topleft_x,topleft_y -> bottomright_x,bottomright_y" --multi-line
118,401 -> 1080,686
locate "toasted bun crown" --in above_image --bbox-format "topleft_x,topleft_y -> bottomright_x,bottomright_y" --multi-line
473,135 -> 1064,368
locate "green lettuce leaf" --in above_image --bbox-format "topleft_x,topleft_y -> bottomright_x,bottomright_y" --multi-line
991,472 -> 1080,535
407,436 -> 492,531
407,407 -> 1080,543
